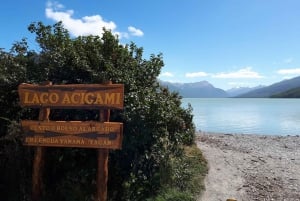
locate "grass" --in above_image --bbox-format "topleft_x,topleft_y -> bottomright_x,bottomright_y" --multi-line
148,144 -> 208,201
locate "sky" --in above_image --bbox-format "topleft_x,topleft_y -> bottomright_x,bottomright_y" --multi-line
1,0 -> 300,90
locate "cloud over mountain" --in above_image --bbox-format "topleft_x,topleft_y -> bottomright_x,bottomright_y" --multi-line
212,67 -> 263,79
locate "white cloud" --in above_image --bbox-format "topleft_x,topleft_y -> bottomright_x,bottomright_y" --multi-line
185,71 -> 208,78
277,68 -> 300,75
45,1 -> 143,38
160,72 -> 174,77
213,67 -> 263,79
128,26 -> 144,37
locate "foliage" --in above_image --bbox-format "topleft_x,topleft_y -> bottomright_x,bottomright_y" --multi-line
147,188 -> 194,201
0,119 -> 32,200
147,145 -> 208,201
0,21 -> 205,200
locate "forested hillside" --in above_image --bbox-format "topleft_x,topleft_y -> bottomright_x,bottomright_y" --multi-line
271,87 -> 300,98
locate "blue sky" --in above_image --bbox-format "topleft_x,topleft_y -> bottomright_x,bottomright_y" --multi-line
1,0 -> 300,90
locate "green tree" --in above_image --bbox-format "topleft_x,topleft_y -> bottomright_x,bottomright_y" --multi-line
0,21 -> 196,201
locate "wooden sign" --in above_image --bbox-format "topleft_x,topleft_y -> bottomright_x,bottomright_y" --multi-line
19,82 -> 124,201
21,120 -> 123,149
18,83 -> 124,109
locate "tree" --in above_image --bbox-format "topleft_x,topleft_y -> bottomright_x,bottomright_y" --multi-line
0,21 -> 195,200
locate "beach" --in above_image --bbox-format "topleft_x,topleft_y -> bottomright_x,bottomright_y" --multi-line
196,132 -> 300,201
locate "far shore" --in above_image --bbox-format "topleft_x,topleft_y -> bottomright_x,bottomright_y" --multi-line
196,131 -> 300,201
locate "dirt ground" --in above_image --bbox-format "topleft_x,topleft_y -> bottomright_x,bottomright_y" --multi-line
196,132 -> 300,201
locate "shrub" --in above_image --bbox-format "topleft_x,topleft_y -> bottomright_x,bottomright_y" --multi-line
0,22 -> 204,200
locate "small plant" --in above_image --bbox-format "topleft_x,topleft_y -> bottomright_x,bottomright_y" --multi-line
148,145 -> 208,201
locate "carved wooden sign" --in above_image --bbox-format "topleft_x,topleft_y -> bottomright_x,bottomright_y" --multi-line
18,83 -> 124,149
18,83 -> 124,109
21,121 -> 123,149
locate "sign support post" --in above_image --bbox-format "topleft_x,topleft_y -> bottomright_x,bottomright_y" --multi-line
96,81 -> 111,201
96,109 -> 110,201
32,145 -> 45,201
32,81 -> 51,201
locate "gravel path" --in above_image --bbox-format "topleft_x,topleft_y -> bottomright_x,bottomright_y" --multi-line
196,132 -> 300,201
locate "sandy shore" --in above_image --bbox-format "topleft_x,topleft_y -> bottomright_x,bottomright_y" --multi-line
196,132 -> 300,201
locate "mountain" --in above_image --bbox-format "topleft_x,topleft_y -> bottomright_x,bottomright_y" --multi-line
160,80 -> 228,98
271,87 -> 300,98
238,76 -> 300,98
160,75 -> 300,98
226,85 -> 265,97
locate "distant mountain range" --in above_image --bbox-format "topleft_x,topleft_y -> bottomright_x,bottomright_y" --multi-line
159,80 -> 227,98
160,76 -> 300,98
237,76 -> 300,98
226,86 -> 265,97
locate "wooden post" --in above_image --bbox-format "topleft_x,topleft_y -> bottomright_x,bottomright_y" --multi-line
95,81 -> 111,201
32,81 -> 51,201
96,148 -> 109,201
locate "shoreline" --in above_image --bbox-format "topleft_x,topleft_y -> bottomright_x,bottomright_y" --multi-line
195,130 -> 300,137
196,131 -> 300,201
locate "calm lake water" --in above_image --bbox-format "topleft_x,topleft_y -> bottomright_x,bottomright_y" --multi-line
182,98 -> 300,136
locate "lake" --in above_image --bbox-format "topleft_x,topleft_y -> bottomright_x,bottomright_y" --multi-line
182,98 -> 300,136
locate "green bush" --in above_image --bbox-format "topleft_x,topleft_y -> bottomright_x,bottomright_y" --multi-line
147,188 -> 194,201
0,22 -> 205,200
147,145 -> 207,201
